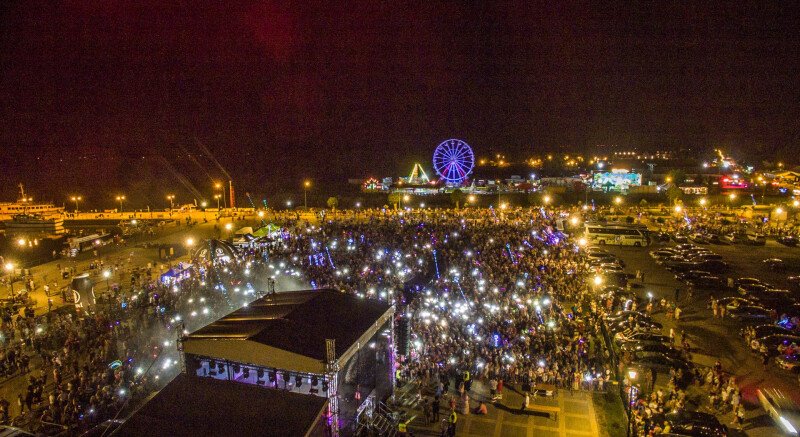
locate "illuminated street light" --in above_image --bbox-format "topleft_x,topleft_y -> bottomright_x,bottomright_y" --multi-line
70,195 -> 82,212
628,369 -> 637,380
355,202 -> 361,208
4,262 -> 15,297
103,270 -> 111,290
614,196 -> 623,205
729,193 -> 737,201
674,205 -> 683,213
185,237 -> 195,247
214,194 -> 222,210
403,194 -> 410,202
793,199 -> 800,208
578,237 -> 587,246
499,202 -> 508,210
286,200 -> 293,208
303,180 -> 311,208
543,195 -> 551,204
200,201 -> 208,208
167,194 -> 175,210
257,210 -> 265,218
224,223 -> 233,231
699,198 -> 707,206
468,194 -> 477,204
775,207 -> 784,214
116,195 -> 126,212
419,202 -> 426,208
593,275 -> 603,286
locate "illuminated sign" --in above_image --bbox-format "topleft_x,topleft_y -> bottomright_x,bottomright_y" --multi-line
592,171 -> 642,192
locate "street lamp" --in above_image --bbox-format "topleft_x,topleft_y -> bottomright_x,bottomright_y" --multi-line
214,194 -> 222,210
4,262 -> 14,297
674,205 -> 683,213
103,270 -> 111,291
543,195 -> 552,205
116,195 -> 126,212
794,199 -> 800,208
614,196 -> 623,205
303,180 -> 311,209
185,237 -> 195,247
593,275 -> 604,287
468,194 -> 477,204
167,195 -> 175,210
71,195 -> 82,213
286,200 -> 293,208
699,198 -> 707,207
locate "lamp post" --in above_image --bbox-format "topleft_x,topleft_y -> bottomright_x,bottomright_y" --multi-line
4,262 -> 14,298
103,270 -> 111,292
303,180 -> 311,209
116,195 -> 126,212
214,194 -> 222,210
71,196 -> 82,213
214,182 -> 227,209
167,195 -> 175,210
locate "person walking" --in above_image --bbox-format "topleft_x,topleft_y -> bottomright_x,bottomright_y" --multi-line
432,397 -> 440,423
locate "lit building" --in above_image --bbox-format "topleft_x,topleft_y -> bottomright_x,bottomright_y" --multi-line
174,289 -> 395,436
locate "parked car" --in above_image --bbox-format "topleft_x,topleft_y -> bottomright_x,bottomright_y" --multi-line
718,296 -> 756,311
725,233 -> 749,244
751,324 -> 795,340
696,259 -> 730,273
687,275 -> 724,289
708,234 -> 731,245
660,411 -> 728,437
623,343 -> 683,359
631,355 -> 692,373
739,283 -> 770,296
728,305 -> 772,323
763,258 -> 787,272
735,277 -> 764,288
756,388 -> 800,436
776,354 -> 800,372
747,232 -> 767,246
778,236 -> 799,247
676,270 -> 712,282
616,333 -> 671,346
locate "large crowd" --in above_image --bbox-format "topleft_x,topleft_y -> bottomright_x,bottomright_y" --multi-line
0,241 -> 274,433
271,207 -> 618,432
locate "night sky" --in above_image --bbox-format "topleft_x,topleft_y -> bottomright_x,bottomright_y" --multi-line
1,1 -> 799,205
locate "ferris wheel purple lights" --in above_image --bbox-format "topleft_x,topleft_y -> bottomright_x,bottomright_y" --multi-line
432,139 -> 475,185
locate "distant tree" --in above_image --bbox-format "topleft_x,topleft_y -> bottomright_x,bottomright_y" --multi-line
667,170 -> 687,185
326,197 -> 339,210
666,185 -> 683,205
450,189 -> 466,208
388,192 -> 402,210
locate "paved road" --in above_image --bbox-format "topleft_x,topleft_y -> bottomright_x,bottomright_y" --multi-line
601,240 -> 800,436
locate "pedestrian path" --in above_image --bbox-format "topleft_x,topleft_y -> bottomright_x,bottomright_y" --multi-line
404,381 -> 600,437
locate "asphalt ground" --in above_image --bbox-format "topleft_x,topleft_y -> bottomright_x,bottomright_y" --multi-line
600,239 -> 800,436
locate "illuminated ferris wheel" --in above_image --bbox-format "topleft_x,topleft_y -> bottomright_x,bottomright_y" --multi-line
432,139 -> 475,185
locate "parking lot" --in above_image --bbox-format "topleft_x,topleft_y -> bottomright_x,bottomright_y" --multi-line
600,239 -> 800,436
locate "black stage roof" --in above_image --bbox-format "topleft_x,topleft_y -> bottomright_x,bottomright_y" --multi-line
188,289 -> 392,361
115,374 -> 328,437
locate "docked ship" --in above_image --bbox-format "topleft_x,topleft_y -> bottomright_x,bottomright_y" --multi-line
0,184 -> 65,235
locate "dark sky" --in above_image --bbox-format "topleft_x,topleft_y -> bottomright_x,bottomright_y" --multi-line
1,1 -> 799,205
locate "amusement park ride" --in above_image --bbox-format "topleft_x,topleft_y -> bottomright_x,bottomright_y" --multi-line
432,138 -> 475,186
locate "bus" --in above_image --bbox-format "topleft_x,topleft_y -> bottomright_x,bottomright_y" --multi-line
584,223 -> 650,247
